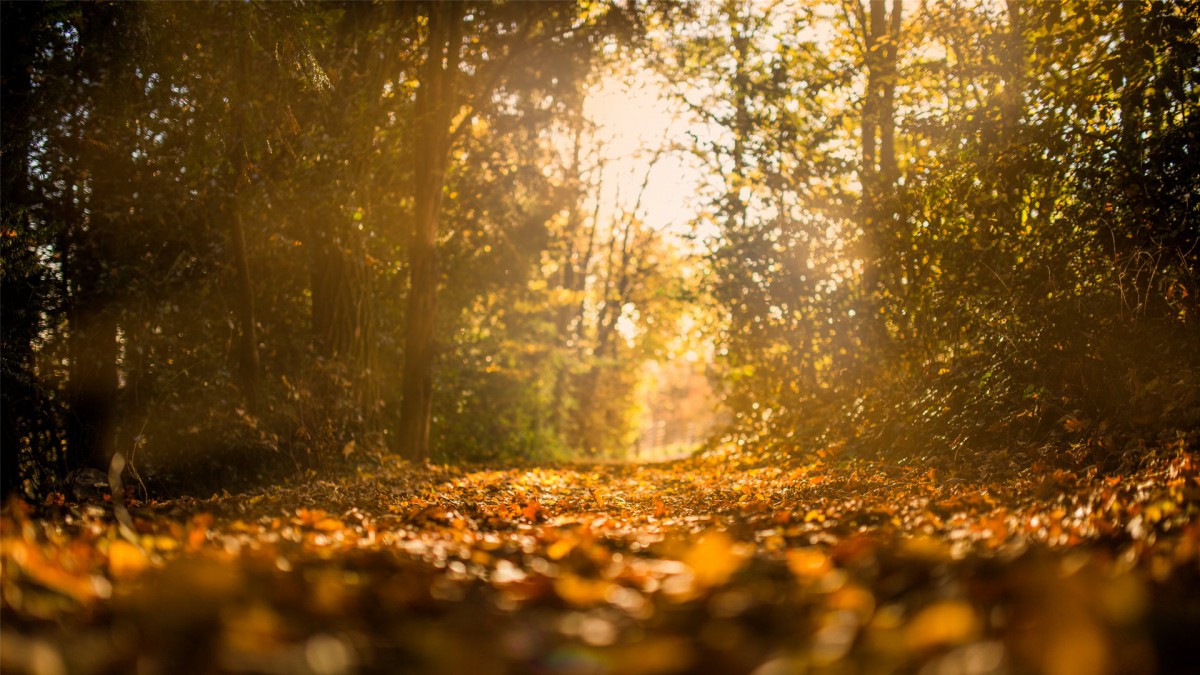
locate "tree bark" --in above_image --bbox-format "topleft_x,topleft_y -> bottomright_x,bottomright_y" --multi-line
305,2 -> 407,431
879,0 -> 902,186
858,0 -> 884,301
730,7 -> 752,232
857,0 -> 901,351
226,10 -> 261,411
398,2 -> 464,461
993,0 -> 1027,246
1118,0 -> 1149,231
553,109 -> 587,438
1,2 -> 43,494
861,1 -> 882,197
230,207 -> 260,410
66,1 -> 135,472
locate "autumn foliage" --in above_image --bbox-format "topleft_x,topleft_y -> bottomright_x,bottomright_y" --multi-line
3,1 -> 1200,672
4,436 -> 1199,674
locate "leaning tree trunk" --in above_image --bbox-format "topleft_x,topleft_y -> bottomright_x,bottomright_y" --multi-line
397,2 -> 464,461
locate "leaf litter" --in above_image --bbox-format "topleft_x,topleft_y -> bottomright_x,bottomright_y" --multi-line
2,439 -> 1199,674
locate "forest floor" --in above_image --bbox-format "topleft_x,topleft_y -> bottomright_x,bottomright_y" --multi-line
2,438 -> 1199,675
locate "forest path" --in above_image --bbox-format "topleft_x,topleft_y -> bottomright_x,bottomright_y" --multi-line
2,445 -> 1198,674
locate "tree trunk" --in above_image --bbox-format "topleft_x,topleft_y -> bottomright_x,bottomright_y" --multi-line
553,109 -> 587,438
1118,0 -> 1149,231
858,0 -> 901,352
858,0 -> 884,302
997,0 -> 1026,240
66,268 -> 119,472
398,2 -> 464,461
879,0 -> 902,186
230,207 -> 260,410
67,1 -> 135,472
304,2 -> 400,432
226,16 -> 261,411
730,7 -> 752,232
861,1 -> 882,200
310,212 -> 373,382
1,2 -> 43,494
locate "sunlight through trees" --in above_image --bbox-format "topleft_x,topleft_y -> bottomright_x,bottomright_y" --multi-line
2,2 -> 1199,673
2,0 -> 1197,493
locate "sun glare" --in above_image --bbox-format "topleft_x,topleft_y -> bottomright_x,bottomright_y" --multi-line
581,67 -> 728,460
583,70 -> 717,245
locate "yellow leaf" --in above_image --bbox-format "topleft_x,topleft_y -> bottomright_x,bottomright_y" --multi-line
828,583 -> 876,622
152,535 -> 179,552
554,574 -> 613,608
546,537 -> 575,561
904,601 -> 980,651
901,535 -> 949,561
1144,500 -> 1174,524
313,518 -> 344,532
786,548 -> 831,579
109,540 -> 149,580
683,531 -> 747,588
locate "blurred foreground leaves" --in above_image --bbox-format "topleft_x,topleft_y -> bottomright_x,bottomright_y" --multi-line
2,439 -> 1199,674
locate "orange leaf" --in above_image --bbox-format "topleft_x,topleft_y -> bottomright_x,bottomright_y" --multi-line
787,548 -> 832,578
554,574 -> 613,608
905,601 -> 980,651
683,531 -> 747,588
313,518 -> 344,532
522,500 -> 546,522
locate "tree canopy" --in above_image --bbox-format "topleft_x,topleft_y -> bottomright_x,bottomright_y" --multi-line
2,0 -> 1197,494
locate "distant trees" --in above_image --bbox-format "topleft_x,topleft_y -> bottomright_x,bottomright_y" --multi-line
397,1 -> 463,462
3,0 -> 1195,496
0,1 -> 652,496
398,1 -> 643,461
1,2 -> 60,494
659,0 -> 1200,460
424,7 -> 685,461
856,0 -> 903,354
